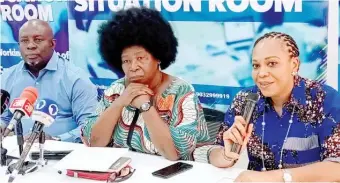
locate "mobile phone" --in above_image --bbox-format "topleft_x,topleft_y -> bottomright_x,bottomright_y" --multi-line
152,162 -> 193,179
108,157 -> 131,173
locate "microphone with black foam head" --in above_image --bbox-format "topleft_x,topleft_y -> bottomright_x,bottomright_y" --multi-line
230,93 -> 260,154
3,87 -> 38,137
7,98 -> 58,183
1,89 -> 10,115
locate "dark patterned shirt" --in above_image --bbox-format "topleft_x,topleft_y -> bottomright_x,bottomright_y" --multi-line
216,76 -> 340,170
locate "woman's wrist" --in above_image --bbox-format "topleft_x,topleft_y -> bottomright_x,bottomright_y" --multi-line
222,148 -> 236,162
208,147 -> 236,167
222,147 -> 237,166
111,98 -> 126,109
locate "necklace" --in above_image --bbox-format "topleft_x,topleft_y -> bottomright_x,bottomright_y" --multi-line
261,103 -> 296,171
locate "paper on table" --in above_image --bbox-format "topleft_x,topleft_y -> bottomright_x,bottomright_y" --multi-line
33,140 -> 83,152
54,147 -> 129,172
4,136 -> 83,161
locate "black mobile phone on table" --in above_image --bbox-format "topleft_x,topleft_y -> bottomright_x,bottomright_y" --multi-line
152,162 -> 193,179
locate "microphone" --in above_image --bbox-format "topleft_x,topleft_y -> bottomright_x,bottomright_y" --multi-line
7,99 -> 58,182
1,89 -> 10,115
3,87 -> 38,137
230,93 -> 260,154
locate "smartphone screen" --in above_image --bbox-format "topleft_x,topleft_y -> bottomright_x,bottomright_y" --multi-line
152,162 -> 193,179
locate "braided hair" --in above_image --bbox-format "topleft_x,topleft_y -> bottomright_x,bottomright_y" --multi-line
254,32 -> 300,58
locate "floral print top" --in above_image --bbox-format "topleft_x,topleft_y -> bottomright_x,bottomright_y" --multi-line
214,76 -> 340,170
81,77 -> 210,160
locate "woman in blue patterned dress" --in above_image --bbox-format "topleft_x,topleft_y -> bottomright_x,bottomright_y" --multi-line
195,32 -> 340,182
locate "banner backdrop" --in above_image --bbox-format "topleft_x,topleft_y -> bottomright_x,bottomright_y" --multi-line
0,0 -> 330,116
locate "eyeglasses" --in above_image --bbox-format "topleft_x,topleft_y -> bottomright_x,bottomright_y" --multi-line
107,166 -> 136,183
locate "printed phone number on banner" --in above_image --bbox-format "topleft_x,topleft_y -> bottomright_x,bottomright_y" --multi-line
196,92 -> 230,99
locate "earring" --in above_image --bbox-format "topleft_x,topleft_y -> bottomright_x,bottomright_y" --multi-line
291,71 -> 297,76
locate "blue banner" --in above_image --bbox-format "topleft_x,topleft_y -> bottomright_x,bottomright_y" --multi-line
1,0 -> 329,113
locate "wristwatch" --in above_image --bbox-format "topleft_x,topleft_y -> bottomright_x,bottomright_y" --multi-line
282,169 -> 292,182
139,101 -> 151,113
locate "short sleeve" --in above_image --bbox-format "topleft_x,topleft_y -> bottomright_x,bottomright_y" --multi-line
80,94 -> 112,146
80,80 -> 124,146
319,86 -> 340,162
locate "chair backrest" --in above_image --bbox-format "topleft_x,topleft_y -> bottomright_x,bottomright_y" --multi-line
202,108 -> 225,142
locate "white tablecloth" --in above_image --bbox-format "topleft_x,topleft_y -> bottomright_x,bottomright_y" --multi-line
0,137 -> 247,183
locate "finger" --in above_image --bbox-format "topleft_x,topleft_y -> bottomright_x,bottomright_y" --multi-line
130,87 -> 152,96
126,84 -> 148,94
225,151 -> 240,160
231,128 -> 243,144
223,131 -> 233,147
228,130 -> 238,144
128,83 -> 150,91
246,123 -> 254,135
127,83 -> 145,87
222,130 -> 229,141
130,89 -> 147,96
234,122 -> 247,137
234,116 -> 247,126
131,90 -> 149,99
139,87 -> 154,95
242,124 -> 253,147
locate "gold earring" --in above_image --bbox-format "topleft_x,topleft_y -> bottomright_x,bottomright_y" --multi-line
291,71 -> 297,76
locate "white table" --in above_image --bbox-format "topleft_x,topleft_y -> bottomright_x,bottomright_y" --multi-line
0,137 -> 246,183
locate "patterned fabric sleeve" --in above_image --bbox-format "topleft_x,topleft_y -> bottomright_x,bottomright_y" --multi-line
168,85 -> 210,160
80,80 -> 124,146
80,94 -> 111,146
193,91 -> 246,163
319,86 -> 340,163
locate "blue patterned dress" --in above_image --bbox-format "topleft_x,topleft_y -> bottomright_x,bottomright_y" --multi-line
195,76 -> 340,170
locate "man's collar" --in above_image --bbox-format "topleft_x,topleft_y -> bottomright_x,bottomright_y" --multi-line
21,51 -> 58,71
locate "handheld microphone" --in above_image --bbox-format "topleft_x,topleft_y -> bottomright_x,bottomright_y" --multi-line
3,87 -> 38,137
230,93 -> 260,154
0,89 -> 10,115
7,99 -> 58,182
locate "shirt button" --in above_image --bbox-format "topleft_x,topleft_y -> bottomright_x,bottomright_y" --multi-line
36,82 -> 39,85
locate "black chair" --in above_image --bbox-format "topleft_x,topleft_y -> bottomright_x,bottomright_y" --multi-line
202,108 -> 225,142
